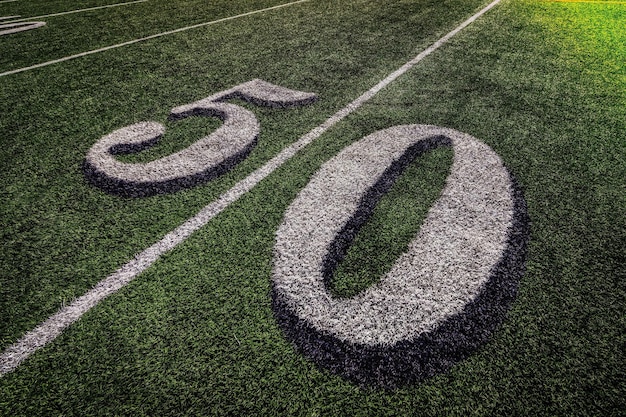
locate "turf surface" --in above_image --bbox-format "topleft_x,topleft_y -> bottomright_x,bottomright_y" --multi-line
1,0 -> 624,414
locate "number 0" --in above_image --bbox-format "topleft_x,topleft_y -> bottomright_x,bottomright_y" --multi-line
272,124 -> 529,388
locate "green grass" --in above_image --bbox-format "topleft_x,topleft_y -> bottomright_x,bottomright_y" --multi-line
1,0 -> 624,415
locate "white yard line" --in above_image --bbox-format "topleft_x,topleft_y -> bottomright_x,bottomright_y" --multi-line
0,15 -> 19,20
2,0 -> 148,24
0,0 -> 503,376
0,0 -> 18,4
0,0 -> 312,78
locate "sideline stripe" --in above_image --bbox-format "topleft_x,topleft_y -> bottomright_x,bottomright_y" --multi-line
0,0 -> 503,376
0,15 -> 19,20
0,0 -> 18,3
2,0 -> 149,24
0,0 -> 311,78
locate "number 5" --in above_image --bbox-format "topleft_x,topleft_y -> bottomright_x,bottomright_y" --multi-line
83,79 -> 317,197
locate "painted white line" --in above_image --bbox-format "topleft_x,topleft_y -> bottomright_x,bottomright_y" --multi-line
0,16 -> 20,21
2,0 -> 148,24
0,0 -> 503,376
0,0 -> 18,4
0,21 -> 46,36
0,0 -> 312,78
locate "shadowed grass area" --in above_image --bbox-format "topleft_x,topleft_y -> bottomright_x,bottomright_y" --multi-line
0,0 -> 624,415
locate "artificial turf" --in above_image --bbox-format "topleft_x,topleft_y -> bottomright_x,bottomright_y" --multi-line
1,0 -> 624,414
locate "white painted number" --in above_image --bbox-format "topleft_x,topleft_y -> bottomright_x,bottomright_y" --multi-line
83,81 -> 527,388
84,79 -> 317,196
272,124 -> 528,387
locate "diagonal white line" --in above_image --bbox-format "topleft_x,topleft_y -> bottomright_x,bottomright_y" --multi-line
0,0 -> 18,3
0,0 -> 312,78
0,0 -> 503,376
2,0 -> 148,24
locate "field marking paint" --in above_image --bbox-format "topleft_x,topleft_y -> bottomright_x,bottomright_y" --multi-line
0,16 -> 20,20
0,0 -> 312,78
0,0 -> 503,376
84,79 -> 317,197
0,0 -> 18,3
0,20 -> 45,35
272,125 -> 527,387
2,0 -> 148,24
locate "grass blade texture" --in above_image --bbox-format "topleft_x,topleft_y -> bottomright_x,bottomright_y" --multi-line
0,0 -> 624,415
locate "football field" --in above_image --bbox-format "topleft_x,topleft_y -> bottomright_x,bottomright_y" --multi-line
0,0 -> 624,414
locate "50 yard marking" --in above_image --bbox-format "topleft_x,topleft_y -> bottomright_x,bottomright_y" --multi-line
0,0 -> 510,385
